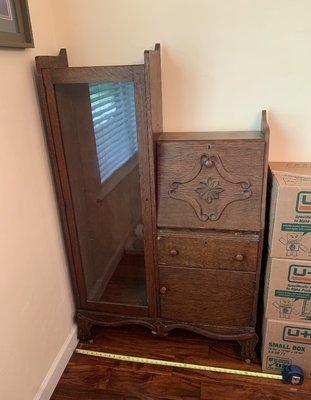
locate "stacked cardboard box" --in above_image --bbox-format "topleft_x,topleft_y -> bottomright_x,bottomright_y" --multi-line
262,162 -> 311,378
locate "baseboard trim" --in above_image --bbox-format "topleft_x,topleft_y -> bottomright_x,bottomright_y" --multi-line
34,325 -> 78,400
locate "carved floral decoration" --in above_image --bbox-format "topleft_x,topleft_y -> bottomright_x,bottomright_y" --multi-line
195,177 -> 224,204
169,153 -> 252,222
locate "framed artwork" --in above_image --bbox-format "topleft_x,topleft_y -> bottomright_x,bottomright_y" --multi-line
0,0 -> 34,48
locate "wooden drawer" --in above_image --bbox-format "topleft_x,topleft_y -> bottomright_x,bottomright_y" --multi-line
157,233 -> 259,272
159,266 -> 256,326
157,140 -> 265,231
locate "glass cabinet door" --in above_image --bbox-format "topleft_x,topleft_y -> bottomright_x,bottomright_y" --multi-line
54,75 -> 148,309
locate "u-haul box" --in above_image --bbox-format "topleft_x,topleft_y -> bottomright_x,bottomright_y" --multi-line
264,257 -> 311,322
262,319 -> 311,377
268,162 -> 311,261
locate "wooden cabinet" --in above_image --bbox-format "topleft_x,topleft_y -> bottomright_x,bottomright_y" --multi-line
35,44 -> 269,361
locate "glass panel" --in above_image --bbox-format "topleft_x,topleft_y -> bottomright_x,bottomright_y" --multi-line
89,82 -> 138,182
55,81 -> 147,307
0,0 -> 19,33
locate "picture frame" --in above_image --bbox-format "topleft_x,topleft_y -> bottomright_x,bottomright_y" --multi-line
0,0 -> 34,48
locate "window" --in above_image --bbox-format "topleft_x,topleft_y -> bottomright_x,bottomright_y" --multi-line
89,81 -> 138,183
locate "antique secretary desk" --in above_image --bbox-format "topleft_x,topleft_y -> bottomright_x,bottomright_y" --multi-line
36,44 -> 269,361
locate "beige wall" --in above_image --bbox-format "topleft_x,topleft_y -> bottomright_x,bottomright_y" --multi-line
52,0 -> 311,161
0,1 -> 75,399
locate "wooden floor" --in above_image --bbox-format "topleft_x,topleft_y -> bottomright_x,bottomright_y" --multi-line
51,325 -> 311,399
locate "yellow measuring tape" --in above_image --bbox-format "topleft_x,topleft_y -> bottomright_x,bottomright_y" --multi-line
75,348 -> 282,381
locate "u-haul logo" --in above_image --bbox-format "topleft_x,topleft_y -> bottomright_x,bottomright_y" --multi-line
266,357 -> 291,371
296,191 -> 311,213
283,326 -> 311,344
288,265 -> 311,284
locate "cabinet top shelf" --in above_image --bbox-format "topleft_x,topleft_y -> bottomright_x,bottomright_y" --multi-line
157,131 -> 264,142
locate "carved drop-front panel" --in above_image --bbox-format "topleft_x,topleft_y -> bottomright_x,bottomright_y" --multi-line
169,153 -> 252,222
157,140 -> 265,231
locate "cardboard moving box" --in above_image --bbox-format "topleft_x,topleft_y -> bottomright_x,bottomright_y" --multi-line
268,162 -> 311,261
262,319 -> 311,377
264,257 -> 311,322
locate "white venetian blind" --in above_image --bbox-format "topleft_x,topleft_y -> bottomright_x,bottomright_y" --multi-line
89,81 -> 138,183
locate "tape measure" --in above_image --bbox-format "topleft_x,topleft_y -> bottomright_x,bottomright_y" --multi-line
75,348 -> 282,381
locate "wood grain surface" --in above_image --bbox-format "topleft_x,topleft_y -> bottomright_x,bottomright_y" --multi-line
51,325 -> 311,400
157,232 -> 259,272
157,139 -> 265,231
159,265 -> 256,326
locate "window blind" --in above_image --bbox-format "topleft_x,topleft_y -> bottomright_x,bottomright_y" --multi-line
89,82 -> 138,183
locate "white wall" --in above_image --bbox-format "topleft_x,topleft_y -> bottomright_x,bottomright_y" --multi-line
0,1 -> 75,399
52,0 -> 311,161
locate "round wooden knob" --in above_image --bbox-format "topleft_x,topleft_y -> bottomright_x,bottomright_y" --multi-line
160,286 -> 167,294
170,249 -> 178,256
235,254 -> 244,261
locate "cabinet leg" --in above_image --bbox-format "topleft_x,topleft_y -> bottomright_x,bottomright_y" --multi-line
77,313 -> 93,343
238,334 -> 258,363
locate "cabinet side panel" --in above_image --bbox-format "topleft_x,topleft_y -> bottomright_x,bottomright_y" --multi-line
35,51 -> 82,307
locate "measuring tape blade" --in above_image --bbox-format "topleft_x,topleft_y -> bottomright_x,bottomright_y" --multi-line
75,348 -> 282,381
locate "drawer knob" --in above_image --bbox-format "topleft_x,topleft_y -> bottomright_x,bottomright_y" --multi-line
235,254 -> 244,261
160,286 -> 167,294
170,249 -> 179,256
